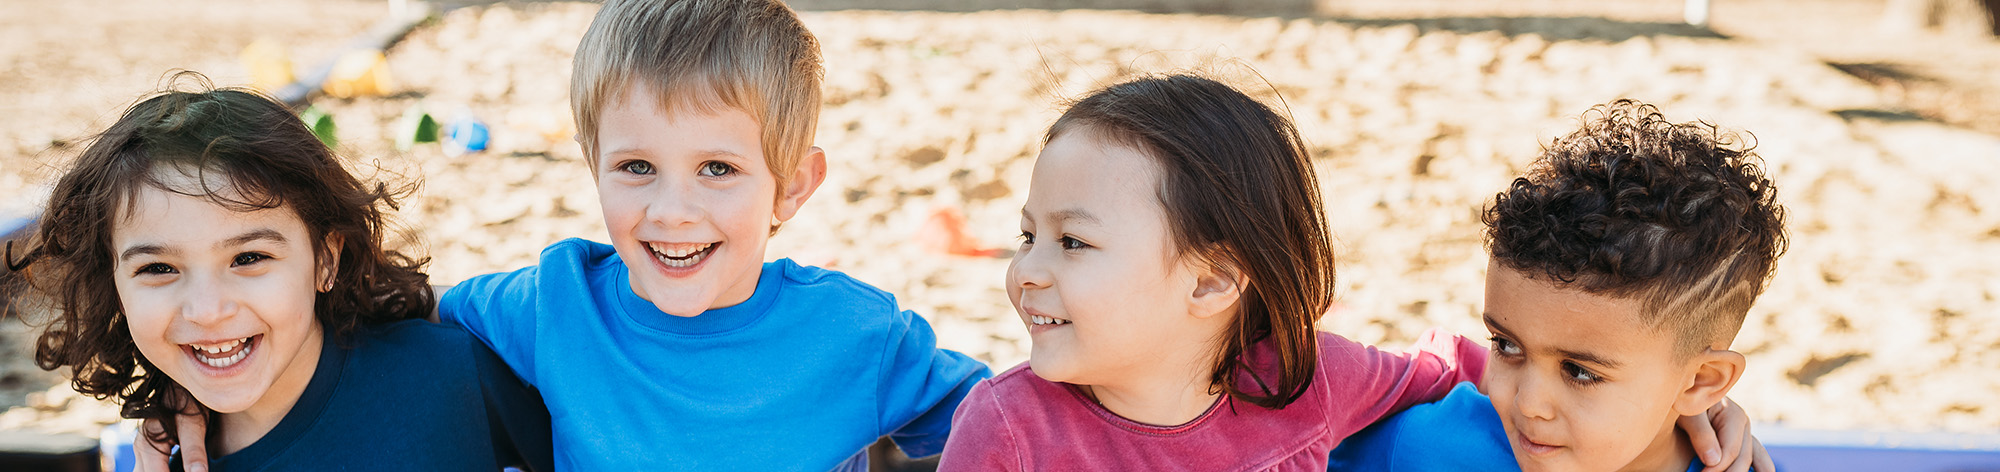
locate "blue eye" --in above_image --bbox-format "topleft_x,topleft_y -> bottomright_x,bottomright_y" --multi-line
135,263 -> 176,276
618,160 -> 655,175
1562,361 -> 1604,385
698,161 -> 736,177
232,253 -> 271,267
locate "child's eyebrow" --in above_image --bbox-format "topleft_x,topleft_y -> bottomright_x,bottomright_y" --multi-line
119,244 -> 171,262
1556,348 -> 1622,369
1019,208 -> 1102,227
219,229 -> 288,249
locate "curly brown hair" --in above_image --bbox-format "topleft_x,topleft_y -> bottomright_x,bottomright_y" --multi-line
1483,99 -> 1787,354
8,73 -> 432,446
1048,74 -> 1333,409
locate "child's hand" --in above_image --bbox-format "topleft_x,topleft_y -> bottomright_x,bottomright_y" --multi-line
135,387 -> 211,472
1677,397 -> 1775,472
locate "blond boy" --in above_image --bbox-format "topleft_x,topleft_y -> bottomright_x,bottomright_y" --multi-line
437,0 -> 990,469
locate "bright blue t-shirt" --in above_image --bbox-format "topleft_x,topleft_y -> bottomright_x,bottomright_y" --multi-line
440,238 -> 993,470
1329,382 -> 1702,472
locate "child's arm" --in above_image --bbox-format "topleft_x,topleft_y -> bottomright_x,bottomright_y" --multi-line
1321,327 -> 1489,431
875,309 -> 995,458
436,267 -> 543,384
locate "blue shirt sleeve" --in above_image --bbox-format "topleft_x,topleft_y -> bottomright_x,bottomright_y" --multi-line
1329,408 -> 1406,472
440,265 -> 543,384
876,308 -> 994,458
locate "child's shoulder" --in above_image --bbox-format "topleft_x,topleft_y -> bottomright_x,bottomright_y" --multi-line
352,319 -> 482,358
765,259 -> 899,309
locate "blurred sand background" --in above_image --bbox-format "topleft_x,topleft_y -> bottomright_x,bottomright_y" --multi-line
1,0 -> 1997,442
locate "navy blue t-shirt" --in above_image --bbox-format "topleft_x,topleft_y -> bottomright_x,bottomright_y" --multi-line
173,320 -> 551,472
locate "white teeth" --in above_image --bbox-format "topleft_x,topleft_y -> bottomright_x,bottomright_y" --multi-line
1030,315 -> 1070,326
646,242 -> 715,268
191,337 -> 246,354
192,337 -> 253,369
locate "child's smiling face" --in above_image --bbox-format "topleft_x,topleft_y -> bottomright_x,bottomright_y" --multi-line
1008,131 -> 1216,388
594,83 -> 815,317
1481,262 -> 1704,472
111,172 -> 328,417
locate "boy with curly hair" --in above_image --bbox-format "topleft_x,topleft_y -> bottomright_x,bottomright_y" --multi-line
1331,99 -> 1786,472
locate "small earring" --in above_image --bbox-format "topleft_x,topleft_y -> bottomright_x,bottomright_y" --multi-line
321,280 -> 334,292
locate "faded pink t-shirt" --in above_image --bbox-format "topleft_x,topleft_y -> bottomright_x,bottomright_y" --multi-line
937,329 -> 1487,471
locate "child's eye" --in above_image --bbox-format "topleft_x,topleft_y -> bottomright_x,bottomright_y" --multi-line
1561,361 -> 1604,385
134,263 -> 177,276
697,161 -> 736,177
617,160 -> 655,175
232,252 -> 272,267
1058,236 -> 1089,250
1018,231 -> 1034,246
1489,336 -> 1523,357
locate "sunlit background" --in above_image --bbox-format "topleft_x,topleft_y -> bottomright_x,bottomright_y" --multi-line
1,0 -> 1997,467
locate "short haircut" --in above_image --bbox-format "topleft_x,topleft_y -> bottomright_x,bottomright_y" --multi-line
1484,99 -> 1787,355
1049,74 -> 1335,410
570,0 -> 822,184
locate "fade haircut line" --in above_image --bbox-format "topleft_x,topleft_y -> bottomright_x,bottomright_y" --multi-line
571,0 -> 823,187
1483,99 -> 1788,355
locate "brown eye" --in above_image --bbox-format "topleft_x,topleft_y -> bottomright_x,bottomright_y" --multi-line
232,252 -> 272,267
135,263 -> 176,276
1562,361 -> 1604,385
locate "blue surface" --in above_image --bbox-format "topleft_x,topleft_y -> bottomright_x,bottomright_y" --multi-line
1769,445 -> 2000,471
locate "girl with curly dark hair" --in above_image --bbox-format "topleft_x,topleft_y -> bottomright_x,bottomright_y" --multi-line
10,73 -> 547,472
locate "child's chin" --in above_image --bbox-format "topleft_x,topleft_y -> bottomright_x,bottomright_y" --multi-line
184,387 -> 259,414
1026,352 -> 1081,383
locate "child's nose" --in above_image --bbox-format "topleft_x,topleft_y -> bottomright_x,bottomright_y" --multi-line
1008,245 -> 1052,289
180,273 -> 241,325
1513,374 -> 1560,421
644,179 -> 705,227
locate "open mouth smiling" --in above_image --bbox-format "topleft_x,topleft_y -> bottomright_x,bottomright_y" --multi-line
646,241 -> 718,269
185,334 -> 260,370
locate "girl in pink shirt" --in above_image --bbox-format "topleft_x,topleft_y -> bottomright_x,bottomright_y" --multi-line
937,75 -> 1764,471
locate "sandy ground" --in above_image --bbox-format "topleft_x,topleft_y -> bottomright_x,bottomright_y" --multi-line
2,0 -> 1998,440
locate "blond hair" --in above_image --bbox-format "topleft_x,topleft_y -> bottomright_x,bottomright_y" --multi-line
571,0 -> 822,185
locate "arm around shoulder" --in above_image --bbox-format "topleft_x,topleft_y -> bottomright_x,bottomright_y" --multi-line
1322,329 -> 1489,428
878,309 -> 995,458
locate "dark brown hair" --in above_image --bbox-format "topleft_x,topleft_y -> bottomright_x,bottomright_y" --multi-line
9,73 -> 433,446
1047,74 -> 1333,409
1484,99 -> 1787,354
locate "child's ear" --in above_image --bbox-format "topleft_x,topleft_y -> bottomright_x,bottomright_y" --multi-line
1187,258 -> 1246,320
1673,349 -> 1746,416
773,146 -> 827,223
317,234 -> 345,293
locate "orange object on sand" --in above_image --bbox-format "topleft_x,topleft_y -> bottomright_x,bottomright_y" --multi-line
915,206 -> 1004,258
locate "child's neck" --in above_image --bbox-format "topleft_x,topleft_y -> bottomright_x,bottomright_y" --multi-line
214,329 -> 324,456
1618,420 -> 1701,472
1081,351 -> 1224,426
